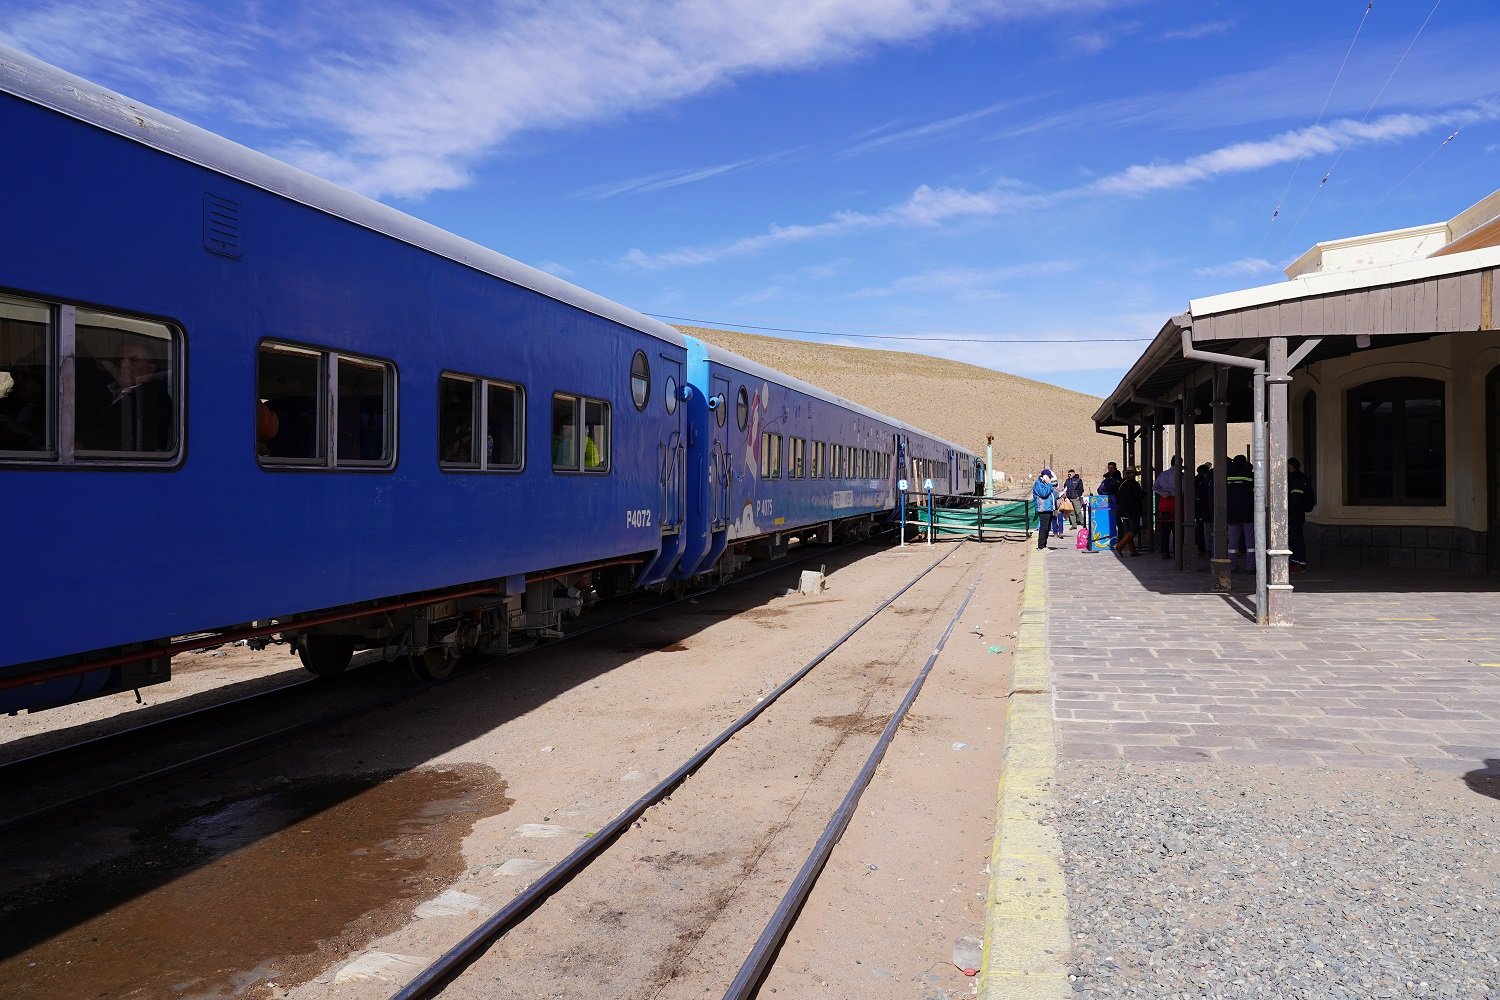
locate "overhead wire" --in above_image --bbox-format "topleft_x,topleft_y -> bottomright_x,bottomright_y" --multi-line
643,312 -> 1153,344
1256,0 -> 1375,257
1277,0 -> 1444,255
1353,80 -> 1500,228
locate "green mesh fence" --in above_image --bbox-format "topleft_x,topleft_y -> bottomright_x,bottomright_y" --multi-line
903,497 -> 1037,538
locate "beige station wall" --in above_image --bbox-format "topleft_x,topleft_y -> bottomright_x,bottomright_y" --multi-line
1293,329 -> 1500,532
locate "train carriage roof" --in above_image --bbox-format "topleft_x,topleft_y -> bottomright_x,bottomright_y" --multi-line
0,45 -> 686,350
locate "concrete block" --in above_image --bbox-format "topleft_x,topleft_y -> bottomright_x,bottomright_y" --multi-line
795,569 -> 826,595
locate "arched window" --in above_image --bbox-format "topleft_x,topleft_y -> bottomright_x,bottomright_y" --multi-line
1301,390 -> 1317,499
1345,377 -> 1444,505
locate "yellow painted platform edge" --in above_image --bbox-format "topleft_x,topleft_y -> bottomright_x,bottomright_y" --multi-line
977,546 -> 1072,999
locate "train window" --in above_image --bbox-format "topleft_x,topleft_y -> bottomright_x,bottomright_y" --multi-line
760,431 -> 783,479
630,350 -> 649,410
258,341 -> 395,469
552,392 -> 609,472
830,444 -> 841,479
336,357 -> 392,465
552,395 -> 579,469
488,382 -> 522,468
0,295 -> 54,458
439,373 -> 524,471
790,437 -> 805,479
665,375 -> 677,415
584,399 -> 609,470
736,387 -> 749,431
810,441 -> 824,479
714,393 -> 726,428
74,311 -> 181,460
1,294 -> 185,465
439,374 -> 479,467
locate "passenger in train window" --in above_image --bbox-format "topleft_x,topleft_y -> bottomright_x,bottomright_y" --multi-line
256,400 -> 280,457
583,399 -> 607,469
75,330 -> 173,453
0,367 -> 46,451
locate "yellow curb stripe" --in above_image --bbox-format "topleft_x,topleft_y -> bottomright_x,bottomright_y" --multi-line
978,547 -> 1071,1000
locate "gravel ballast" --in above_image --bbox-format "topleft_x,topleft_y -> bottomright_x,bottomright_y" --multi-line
1053,761 -> 1499,999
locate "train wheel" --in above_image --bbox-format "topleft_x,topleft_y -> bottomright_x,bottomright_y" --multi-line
298,634 -> 355,678
411,647 -> 456,682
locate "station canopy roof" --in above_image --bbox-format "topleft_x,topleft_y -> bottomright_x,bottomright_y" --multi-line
1096,191 -> 1500,428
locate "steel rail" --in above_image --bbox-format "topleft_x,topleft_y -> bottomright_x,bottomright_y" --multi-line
388,541 -> 965,1000
725,546 -> 994,998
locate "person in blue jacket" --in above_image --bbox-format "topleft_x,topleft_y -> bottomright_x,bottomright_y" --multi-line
1033,468 -> 1059,550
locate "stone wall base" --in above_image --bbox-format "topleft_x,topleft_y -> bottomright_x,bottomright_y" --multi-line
1306,523 -> 1489,573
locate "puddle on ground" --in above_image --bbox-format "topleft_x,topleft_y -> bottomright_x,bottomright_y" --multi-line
0,764 -> 512,999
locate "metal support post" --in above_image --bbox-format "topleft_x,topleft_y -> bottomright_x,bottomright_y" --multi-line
1251,367 -> 1268,624
1182,376 -> 1197,573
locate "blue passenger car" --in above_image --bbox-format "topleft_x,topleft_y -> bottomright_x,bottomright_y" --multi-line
0,47 -> 975,715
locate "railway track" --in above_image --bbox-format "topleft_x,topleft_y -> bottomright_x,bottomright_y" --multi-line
0,536 -> 1011,1000
389,540 -> 992,999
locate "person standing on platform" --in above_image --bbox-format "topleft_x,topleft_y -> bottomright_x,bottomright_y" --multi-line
1113,467 -> 1144,556
1226,455 -> 1255,572
1288,458 -> 1313,571
1062,469 -> 1084,528
1194,462 -> 1214,557
1032,468 -> 1059,550
1153,456 -> 1181,559
1098,461 -> 1121,496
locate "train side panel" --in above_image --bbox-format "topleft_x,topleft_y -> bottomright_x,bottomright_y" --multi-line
1,91 -> 682,675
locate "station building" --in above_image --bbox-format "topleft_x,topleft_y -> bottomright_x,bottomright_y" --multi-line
1093,190 -> 1500,624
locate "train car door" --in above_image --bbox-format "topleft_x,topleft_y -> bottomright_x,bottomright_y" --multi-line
636,353 -> 688,586
711,375 -> 731,529
660,355 -> 686,533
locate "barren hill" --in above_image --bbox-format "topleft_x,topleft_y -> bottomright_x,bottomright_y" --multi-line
676,325 -> 1122,485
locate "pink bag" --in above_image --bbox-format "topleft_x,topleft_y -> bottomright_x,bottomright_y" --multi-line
1075,527 -> 1087,549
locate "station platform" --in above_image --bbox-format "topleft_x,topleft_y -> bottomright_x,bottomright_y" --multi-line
980,541 -> 1500,999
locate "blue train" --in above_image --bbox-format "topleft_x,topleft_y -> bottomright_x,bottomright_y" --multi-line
0,47 -> 976,715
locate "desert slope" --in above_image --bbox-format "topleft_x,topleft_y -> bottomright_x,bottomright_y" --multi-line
676,325 -> 1124,485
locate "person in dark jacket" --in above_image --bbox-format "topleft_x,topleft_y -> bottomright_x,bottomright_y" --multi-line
1225,455 -> 1255,572
1112,467 -> 1144,556
1062,469 -> 1085,527
1097,461 -> 1121,496
1032,469 -> 1058,550
1288,458 -> 1313,570
1194,462 -> 1213,556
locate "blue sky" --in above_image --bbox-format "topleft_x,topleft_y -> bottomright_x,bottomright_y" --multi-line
4,1 -> 1499,397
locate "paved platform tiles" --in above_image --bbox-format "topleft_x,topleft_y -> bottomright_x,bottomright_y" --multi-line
1040,545 -> 1500,775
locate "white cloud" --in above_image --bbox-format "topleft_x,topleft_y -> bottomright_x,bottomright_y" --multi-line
621,180 -> 1038,268
3,0 -> 1140,199
617,108 -> 1480,271
1193,258 -> 1277,279
837,97 -> 1040,158
847,261 -> 1079,299
1087,113 -> 1438,196
572,151 -> 795,200
1161,20 -> 1235,42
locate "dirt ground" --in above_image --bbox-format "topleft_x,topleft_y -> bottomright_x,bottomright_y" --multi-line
2,539 -> 1026,1000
